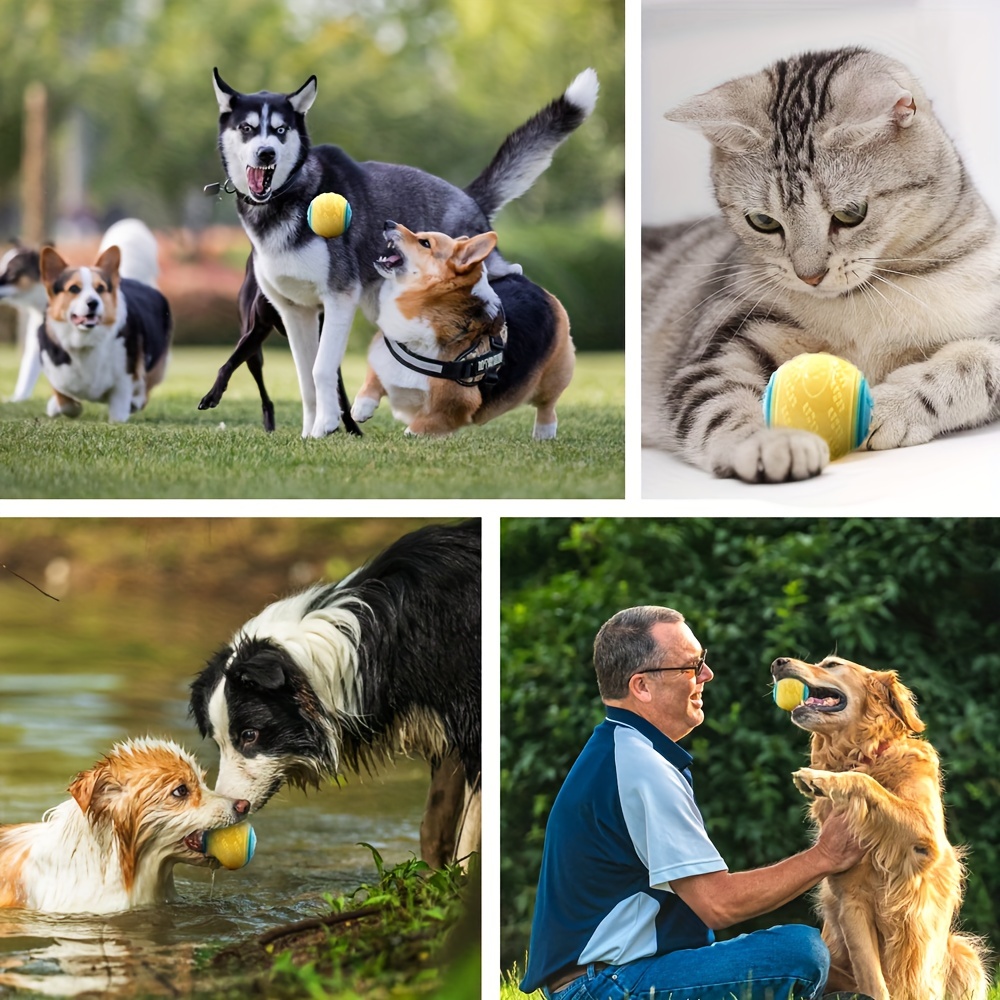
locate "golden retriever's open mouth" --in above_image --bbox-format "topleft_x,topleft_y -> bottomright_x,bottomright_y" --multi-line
794,683 -> 847,715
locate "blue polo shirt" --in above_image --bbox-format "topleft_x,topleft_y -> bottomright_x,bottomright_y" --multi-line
521,706 -> 727,993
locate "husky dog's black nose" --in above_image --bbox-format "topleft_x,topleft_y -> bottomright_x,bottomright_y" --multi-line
257,146 -> 276,165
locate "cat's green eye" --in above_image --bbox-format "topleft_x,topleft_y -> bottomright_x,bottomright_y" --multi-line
832,202 -> 868,227
746,212 -> 783,234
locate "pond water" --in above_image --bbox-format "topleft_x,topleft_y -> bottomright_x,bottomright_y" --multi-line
0,564 -> 431,996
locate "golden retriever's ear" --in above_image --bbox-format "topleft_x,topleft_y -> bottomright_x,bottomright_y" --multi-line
873,670 -> 925,733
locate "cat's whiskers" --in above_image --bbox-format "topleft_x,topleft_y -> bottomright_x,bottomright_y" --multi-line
867,271 -> 934,313
673,269 -> 782,326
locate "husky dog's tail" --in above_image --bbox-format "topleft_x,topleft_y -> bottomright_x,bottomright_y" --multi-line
465,68 -> 599,221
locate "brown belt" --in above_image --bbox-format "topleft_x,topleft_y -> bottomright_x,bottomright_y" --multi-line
548,962 -> 609,993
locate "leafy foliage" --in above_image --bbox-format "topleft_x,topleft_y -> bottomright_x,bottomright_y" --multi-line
500,518 -> 1000,972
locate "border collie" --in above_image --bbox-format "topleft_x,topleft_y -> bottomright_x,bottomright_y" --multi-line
211,67 -> 598,439
0,738 -> 249,914
189,519 -> 481,869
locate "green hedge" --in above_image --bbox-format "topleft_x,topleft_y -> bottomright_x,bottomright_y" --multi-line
500,518 -> 1000,971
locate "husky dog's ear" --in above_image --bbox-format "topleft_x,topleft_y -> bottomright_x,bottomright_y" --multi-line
39,246 -> 69,289
289,76 -> 318,115
452,231 -> 498,272
213,68 -> 238,113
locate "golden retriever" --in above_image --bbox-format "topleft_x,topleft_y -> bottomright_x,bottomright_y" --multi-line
771,655 -> 988,1000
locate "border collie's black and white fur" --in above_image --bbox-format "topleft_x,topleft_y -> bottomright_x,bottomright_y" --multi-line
189,520 -> 481,868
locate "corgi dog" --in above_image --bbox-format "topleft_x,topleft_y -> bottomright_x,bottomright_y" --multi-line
39,243 -> 171,422
0,738 -> 249,914
352,222 -> 575,437
2,219 -> 162,405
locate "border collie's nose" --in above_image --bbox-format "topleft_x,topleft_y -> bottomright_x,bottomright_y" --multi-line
234,799 -> 250,817
772,657 -> 789,668
257,146 -> 276,165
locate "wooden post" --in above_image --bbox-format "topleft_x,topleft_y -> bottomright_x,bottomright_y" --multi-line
21,82 -> 47,244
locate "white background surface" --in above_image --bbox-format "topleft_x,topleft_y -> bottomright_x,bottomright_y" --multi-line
640,0 -> 1000,507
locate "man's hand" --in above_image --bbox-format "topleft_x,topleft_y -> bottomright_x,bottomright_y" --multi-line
813,809 -> 867,874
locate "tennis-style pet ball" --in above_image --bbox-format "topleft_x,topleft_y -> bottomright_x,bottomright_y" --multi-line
762,353 -> 873,460
307,192 -> 352,238
773,677 -> 809,711
202,821 -> 256,870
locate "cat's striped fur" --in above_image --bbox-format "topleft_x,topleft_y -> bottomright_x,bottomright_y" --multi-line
643,48 -> 1000,482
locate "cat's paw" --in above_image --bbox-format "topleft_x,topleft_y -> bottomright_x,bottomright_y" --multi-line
864,384 -> 936,451
721,428 -> 829,483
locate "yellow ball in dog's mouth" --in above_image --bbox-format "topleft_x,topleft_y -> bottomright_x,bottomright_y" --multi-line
203,821 -> 256,870
307,192 -> 352,238
762,353 -> 873,460
774,677 -> 809,712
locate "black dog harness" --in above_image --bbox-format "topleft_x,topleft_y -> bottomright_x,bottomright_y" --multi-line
383,308 -> 507,387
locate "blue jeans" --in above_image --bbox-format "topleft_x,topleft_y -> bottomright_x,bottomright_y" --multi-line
541,925 -> 830,1000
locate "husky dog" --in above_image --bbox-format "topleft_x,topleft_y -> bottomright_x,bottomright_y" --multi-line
211,67 -> 598,439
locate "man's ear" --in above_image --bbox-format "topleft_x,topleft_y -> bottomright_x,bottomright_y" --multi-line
627,671 -> 655,704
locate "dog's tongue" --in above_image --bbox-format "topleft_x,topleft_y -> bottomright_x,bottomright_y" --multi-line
247,166 -> 269,197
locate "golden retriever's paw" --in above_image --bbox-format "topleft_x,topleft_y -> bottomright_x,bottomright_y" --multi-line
792,767 -> 842,800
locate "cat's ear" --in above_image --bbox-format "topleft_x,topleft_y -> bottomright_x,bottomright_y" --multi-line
666,81 -> 768,154
821,78 -> 917,149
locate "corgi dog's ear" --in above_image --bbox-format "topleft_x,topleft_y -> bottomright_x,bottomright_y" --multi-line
451,231 -> 497,273
40,246 -> 69,290
94,245 -> 121,287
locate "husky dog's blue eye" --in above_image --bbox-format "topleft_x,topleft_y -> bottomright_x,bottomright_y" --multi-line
275,126 -> 286,136
240,123 -> 254,134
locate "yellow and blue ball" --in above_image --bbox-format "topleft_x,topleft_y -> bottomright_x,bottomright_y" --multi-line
773,677 -> 809,712
203,821 -> 256,870
307,192 -> 352,239
762,353 -> 873,460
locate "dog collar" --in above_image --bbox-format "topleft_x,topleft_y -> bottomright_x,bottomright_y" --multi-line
383,310 -> 507,387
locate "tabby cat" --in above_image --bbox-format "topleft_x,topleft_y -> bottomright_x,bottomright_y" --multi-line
642,48 -> 1000,482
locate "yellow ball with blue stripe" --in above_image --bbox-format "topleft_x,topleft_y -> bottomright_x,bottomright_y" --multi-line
762,353 -> 873,460
203,821 -> 256,870
773,677 -> 809,711
307,192 -> 352,238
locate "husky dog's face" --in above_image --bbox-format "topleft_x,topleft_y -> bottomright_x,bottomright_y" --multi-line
40,246 -> 120,349
212,70 -> 317,203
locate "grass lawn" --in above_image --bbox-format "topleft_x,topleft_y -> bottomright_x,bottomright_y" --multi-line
0,345 -> 623,499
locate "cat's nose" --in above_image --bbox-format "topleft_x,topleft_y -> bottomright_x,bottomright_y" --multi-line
797,269 -> 828,287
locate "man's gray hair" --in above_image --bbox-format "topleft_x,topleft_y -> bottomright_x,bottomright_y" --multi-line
593,606 -> 685,700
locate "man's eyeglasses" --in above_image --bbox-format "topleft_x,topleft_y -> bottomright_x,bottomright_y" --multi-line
634,648 -> 709,681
